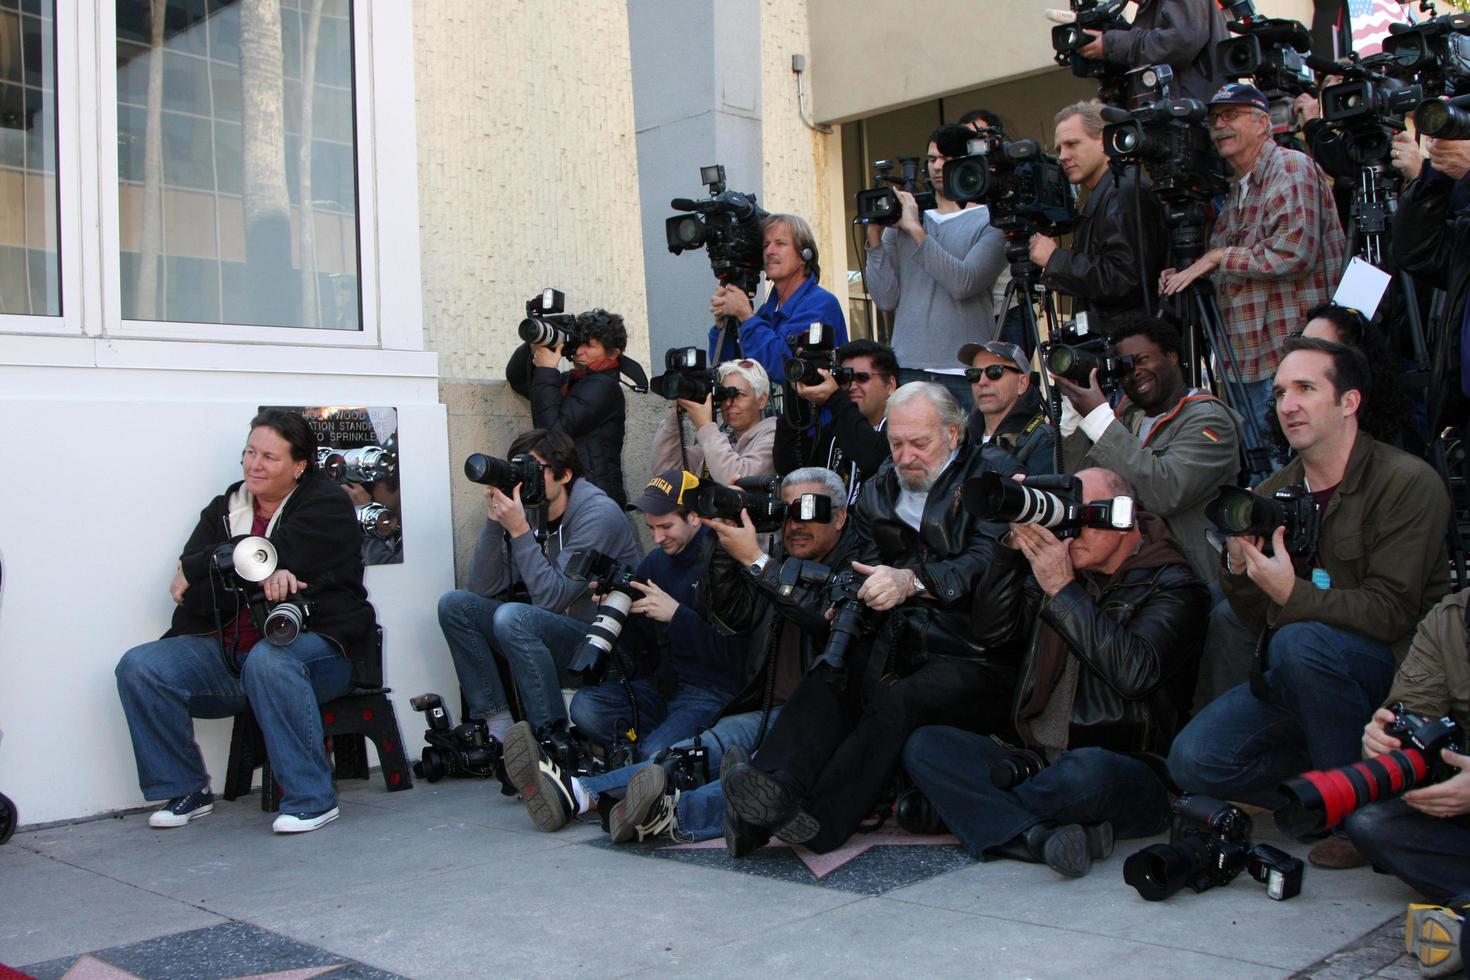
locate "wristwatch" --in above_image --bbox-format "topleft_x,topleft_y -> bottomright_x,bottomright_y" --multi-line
911,572 -> 927,596
748,553 -> 771,577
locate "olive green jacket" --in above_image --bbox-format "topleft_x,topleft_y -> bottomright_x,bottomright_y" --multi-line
1222,431 -> 1451,663
1385,589 -> 1470,731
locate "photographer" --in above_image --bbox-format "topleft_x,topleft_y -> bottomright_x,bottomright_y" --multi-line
903,468 -> 1208,877
115,410 -> 376,834
651,358 -> 777,484
708,213 -> 847,385
961,341 -> 1055,476
865,124 -> 1007,404
1057,315 -> 1243,582
721,383 -> 1029,855
1030,102 -> 1167,331
507,308 -> 631,506
1072,0 -> 1229,103
1343,590 -> 1470,973
774,339 -> 899,501
1168,338 -> 1450,864
436,429 -> 640,741
1160,84 -> 1346,430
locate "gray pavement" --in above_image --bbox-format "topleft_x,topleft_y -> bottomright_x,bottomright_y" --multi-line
0,775 -> 1431,979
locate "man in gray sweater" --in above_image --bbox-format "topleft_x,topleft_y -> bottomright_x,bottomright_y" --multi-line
437,428 -> 640,740
864,123 -> 1007,408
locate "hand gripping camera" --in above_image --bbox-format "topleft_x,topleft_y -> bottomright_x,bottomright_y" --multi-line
518,287 -> 582,350
855,157 -> 937,226
563,549 -> 640,678
666,164 -> 768,300
1049,0 -> 1132,105
408,693 -> 511,792
1042,317 -> 1135,394
1124,795 -> 1304,902
784,321 -> 851,387
1205,484 -> 1320,558
777,558 -> 871,677
962,472 -> 1135,540
649,347 -> 738,403
207,535 -> 312,648
690,481 -> 833,535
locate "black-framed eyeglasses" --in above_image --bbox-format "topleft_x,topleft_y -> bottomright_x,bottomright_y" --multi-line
844,370 -> 892,385
965,364 -> 1022,382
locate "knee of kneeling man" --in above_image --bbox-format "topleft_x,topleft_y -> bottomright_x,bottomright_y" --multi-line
490,601 -> 533,639
436,590 -> 464,624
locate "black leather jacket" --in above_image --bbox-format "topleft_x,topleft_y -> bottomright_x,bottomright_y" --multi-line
850,440 -> 1026,670
1011,513 -> 1208,757
507,342 -> 628,506
1041,168 -> 1168,332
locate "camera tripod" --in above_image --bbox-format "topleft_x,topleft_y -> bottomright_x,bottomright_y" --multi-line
996,232 -> 1067,474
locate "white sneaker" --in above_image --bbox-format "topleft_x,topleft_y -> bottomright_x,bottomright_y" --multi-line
149,789 -> 214,828
271,806 -> 340,834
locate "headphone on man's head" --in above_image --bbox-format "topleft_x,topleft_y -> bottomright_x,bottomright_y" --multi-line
800,245 -> 814,262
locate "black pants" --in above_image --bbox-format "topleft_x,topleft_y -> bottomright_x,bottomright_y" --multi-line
752,650 -> 1009,853
1345,798 -> 1470,904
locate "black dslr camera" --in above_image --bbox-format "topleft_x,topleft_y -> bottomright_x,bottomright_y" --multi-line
777,558 -> 872,676
409,693 -> 511,792
690,481 -> 833,534
1042,317 -> 1135,393
784,321 -> 850,386
666,164 -> 768,300
563,549 -> 640,678
1050,0 -> 1132,105
464,452 -> 546,505
1124,795 -> 1304,901
942,136 -> 1076,237
963,472 -> 1136,540
855,157 -> 937,226
1205,484 -> 1320,558
650,347 -> 739,403
518,287 -> 585,350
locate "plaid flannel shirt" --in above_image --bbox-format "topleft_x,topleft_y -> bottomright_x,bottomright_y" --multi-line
1209,140 -> 1346,383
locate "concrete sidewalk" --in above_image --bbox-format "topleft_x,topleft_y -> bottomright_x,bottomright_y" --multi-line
0,775 -> 1429,978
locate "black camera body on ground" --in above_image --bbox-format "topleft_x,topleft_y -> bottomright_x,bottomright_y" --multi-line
777,557 -> 871,674
518,287 -> 585,350
408,693 -> 510,792
1124,794 -> 1303,902
564,549 -> 640,678
942,136 -> 1076,237
1051,0 -> 1132,105
691,482 -> 833,534
1205,484 -> 1320,558
962,472 -> 1136,540
650,347 -> 738,403
855,157 -> 938,226
658,732 -> 711,792
784,321 -> 850,386
666,164 -> 768,299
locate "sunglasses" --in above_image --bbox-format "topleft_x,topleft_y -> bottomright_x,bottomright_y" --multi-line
965,364 -> 1022,382
844,370 -> 891,384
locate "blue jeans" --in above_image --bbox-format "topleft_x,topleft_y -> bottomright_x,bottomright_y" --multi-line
569,678 -> 729,762
1167,621 -> 1395,810
438,592 -> 586,729
115,632 -> 352,816
903,727 -> 1170,858
1345,799 -> 1470,904
898,368 -> 973,412
580,708 -> 781,841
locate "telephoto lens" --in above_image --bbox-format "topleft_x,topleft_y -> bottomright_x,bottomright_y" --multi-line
464,453 -> 515,488
568,592 -> 633,676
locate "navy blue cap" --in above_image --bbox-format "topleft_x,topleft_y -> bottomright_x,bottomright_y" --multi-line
1208,83 -> 1270,113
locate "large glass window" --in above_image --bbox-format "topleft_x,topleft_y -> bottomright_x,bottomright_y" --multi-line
116,0 -> 360,330
0,0 -> 59,317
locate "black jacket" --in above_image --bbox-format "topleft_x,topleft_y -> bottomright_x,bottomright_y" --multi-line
508,342 -> 627,506
170,470 -> 378,685
1041,168 -> 1168,332
1393,167 -> 1470,398
850,440 -> 1026,670
1011,513 -> 1208,757
773,388 -> 891,503
966,386 -> 1057,476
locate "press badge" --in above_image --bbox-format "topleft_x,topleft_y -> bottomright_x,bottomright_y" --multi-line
1311,568 -> 1331,590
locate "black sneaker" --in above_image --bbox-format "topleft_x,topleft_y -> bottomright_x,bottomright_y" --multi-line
148,789 -> 214,828
609,765 -> 678,844
723,762 -> 798,830
502,721 -> 579,832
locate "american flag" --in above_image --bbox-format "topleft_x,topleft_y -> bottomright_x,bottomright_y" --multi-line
1347,0 -> 1418,57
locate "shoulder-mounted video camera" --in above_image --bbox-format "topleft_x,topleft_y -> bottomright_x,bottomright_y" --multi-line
667,165 -> 768,298
855,157 -> 937,226
1205,483 -> 1320,558
942,135 -> 1077,237
1050,0 -> 1132,105
962,472 -> 1136,540
1217,10 -> 1316,113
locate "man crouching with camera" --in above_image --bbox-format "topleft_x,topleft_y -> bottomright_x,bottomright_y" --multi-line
721,382 -> 1029,855
902,467 -> 1208,877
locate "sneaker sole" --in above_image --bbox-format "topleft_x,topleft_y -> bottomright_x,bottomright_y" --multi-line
502,722 -> 569,833
773,809 -> 819,845
610,765 -> 667,844
723,765 -> 795,830
149,803 -> 213,828
1406,904 -> 1464,977
272,808 -> 340,834
1043,824 -> 1092,878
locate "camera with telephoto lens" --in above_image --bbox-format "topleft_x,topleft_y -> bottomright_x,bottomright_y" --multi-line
340,445 -> 396,485
990,746 -> 1049,790
942,136 -> 1077,237
855,157 -> 938,226
691,481 -> 833,534
563,549 -> 639,678
1416,92 -> 1470,141
649,347 -> 738,403
777,558 -> 872,675
962,472 -> 1136,540
1275,702 -> 1463,838
784,321 -> 851,386
261,596 -> 311,646
666,164 -> 769,300
463,451 -> 546,507
1124,794 -> 1304,901
1041,317 -> 1135,393
518,287 -> 584,350
1050,0 -> 1132,105
1205,484 -> 1320,558
408,692 -> 510,788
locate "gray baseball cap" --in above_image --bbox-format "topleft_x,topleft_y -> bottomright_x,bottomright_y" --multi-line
957,340 -> 1028,374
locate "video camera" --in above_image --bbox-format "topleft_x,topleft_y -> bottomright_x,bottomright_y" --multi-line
666,164 -> 768,299
689,480 -> 833,534
962,472 -> 1136,540
1217,6 -> 1316,127
1384,10 -> 1470,98
855,157 -> 937,226
563,549 -> 640,679
649,347 -> 738,403
1041,317 -> 1135,394
1277,702 -> 1463,837
1205,484 -> 1320,558
1050,0 -> 1132,106
777,558 -> 872,675
942,135 -> 1077,238
784,321 -> 850,386
1124,795 -> 1304,902
518,287 -> 584,350
408,693 -> 511,791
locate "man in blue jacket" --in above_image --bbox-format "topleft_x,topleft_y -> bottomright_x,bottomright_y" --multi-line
708,213 -> 847,384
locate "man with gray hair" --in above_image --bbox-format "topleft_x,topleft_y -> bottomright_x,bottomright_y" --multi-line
722,382 -> 1030,855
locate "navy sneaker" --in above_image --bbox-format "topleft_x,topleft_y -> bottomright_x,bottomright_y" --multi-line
149,789 -> 214,828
